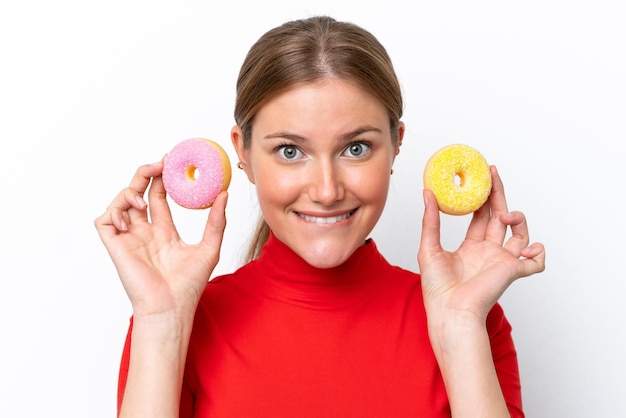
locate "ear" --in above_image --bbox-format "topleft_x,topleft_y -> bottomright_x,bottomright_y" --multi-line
394,121 -> 405,159
231,125 -> 256,184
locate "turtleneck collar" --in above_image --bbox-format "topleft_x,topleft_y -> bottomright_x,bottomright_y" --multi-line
249,232 -> 388,308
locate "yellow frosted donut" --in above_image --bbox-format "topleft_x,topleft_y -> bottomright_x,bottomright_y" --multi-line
423,144 -> 492,215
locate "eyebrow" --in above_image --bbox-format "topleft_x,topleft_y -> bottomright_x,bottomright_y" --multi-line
264,125 -> 383,143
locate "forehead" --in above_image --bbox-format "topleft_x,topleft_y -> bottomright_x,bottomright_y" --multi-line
253,79 -> 389,134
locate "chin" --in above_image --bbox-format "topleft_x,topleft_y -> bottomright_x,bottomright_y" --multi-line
295,239 -> 363,269
303,256 -> 348,270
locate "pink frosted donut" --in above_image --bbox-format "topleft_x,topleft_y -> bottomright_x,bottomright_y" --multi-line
162,138 -> 232,209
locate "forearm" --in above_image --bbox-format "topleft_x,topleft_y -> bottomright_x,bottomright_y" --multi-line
429,314 -> 510,418
119,312 -> 195,418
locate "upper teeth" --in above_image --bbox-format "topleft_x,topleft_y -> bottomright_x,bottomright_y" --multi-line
300,212 -> 351,224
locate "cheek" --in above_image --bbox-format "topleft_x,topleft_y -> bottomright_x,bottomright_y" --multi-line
253,166 -> 299,205
352,167 -> 391,204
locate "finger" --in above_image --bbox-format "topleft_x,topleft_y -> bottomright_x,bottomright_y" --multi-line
484,165 -> 510,244
418,189 -> 443,263
145,172 -> 174,227
94,210 -> 121,238
94,162 -> 161,234
127,162 -> 164,200
518,242 -> 546,277
464,197 -> 490,242
198,191 -> 229,265
110,205 -> 131,232
124,162 -> 164,220
521,242 -> 546,263
94,187 -> 147,234
501,210 -> 531,255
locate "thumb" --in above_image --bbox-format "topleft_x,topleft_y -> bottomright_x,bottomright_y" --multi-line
199,191 -> 228,262
418,189 -> 443,264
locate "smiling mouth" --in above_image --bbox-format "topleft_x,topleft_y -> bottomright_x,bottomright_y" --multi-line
296,210 -> 356,224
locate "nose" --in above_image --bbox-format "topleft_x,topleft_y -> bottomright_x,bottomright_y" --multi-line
308,160 -> 345,206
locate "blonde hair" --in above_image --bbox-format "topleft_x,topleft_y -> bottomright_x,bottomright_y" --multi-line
234,16 -> 404,262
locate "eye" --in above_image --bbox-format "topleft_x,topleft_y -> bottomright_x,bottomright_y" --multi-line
277,144 -> 303,160
343,142 -> 371,158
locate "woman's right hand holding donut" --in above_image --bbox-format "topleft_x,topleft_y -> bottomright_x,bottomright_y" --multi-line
94,161 -> 228,320
95,162 -> 227,417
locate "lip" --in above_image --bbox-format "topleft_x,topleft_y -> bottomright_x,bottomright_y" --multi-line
295,209 -> 357,225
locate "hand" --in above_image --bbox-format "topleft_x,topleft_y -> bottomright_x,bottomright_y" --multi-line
94,161 -> 228,319
418,165 -> 545,325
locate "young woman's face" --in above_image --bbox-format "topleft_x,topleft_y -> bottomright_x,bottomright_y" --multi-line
233,78 -> 403,269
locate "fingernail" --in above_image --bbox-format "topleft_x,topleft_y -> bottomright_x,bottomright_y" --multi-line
120,218 -> 128,231
136,195 -> 147,207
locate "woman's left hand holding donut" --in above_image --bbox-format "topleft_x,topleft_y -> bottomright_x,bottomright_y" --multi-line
418,165 -> 545,323
418,165 -> 545,416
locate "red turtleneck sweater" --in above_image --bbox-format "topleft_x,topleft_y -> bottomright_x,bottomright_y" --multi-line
118,234 -> 524,417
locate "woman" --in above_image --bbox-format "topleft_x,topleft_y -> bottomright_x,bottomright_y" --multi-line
95,16 -> 545,417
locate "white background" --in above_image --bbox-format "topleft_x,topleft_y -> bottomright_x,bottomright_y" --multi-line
1,1 -> 624,417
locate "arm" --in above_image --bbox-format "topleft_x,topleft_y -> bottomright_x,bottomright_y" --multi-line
487,305 -> 524,417
94,162 -> 228,418
418,166 -> 545,417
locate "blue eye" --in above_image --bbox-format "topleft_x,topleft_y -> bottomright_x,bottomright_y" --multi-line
278,145 -> 302,160
343,142 -> 370,157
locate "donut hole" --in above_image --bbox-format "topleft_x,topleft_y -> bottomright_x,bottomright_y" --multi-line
185,165 -> 200,181
454,172 -> 465,187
